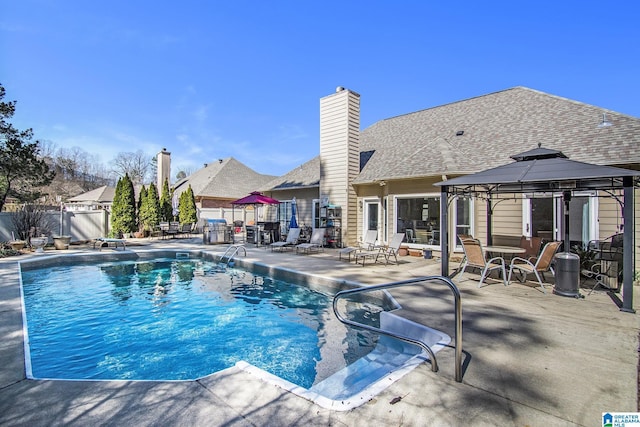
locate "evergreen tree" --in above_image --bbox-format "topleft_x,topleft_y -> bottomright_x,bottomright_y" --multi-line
137,185 -> 147,230
0,84 -> 55,210
179,185 -> 197,225
159,178 -> 173,221
110,174 -> 136,236
139,182 -> 161,231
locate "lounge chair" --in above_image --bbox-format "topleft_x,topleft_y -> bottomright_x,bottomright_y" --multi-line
93,237 -> 127,251
459,237 -> 507,288
507,240 -> 562,293
354,233 -> 405,266
270,228 -> 300,252
374,233 -> 406,265
360,229 -> 379,250
296,228 -> 325,254
338,229 -> 379,262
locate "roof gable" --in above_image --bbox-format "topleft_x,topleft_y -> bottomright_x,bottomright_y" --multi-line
261,156 -> 320,192
174,157 -> 277,199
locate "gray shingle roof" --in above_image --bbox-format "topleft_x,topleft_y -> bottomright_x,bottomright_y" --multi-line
174,157 -> 277,199
354,86 -> 640,184
67,185 -> 115,203
261,156 -> 320,192
264,86 -> 640,189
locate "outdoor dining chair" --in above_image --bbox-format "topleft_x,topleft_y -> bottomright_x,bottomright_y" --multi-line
459,237 -> 507,288
507,240 -> 562,294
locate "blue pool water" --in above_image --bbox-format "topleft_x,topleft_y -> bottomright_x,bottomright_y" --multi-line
20,258 -> 379,388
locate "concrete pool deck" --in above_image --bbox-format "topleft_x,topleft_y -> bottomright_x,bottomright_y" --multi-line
0,238 -> 638,426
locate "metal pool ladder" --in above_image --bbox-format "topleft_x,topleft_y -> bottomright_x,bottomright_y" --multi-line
332,276 -> 463,382
220,244 -> 247,266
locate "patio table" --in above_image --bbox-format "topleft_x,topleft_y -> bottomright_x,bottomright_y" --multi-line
484,245 -> 526,262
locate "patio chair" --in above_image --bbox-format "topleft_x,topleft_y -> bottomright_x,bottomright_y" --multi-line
519,236 -> 543,259
359,229 -> 379,250
337,229 -> 380,263
507,240 -> 562,293
270,227 -> 300,252
373,233 -> 406,265
296,228 -> 326,254
163,221 -> 180,239
179,222 -> 193,238
459,238 -> 507,288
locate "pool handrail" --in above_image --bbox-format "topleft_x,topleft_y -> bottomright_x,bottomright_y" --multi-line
332,275 -> 463,382
220,244 -> 247,266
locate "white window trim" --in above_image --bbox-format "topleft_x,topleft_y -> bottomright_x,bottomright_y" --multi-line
522,191 -> 598,242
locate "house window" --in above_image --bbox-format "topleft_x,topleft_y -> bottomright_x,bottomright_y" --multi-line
522,192 -> 597,248
454,196 -> 473,246
278,200 -> 293,233
396,195 -> 440,247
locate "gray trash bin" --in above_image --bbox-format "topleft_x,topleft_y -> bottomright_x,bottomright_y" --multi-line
553,252 -> 581,297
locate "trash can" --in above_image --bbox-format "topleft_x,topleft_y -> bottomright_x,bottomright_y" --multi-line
553,252 -> 580,297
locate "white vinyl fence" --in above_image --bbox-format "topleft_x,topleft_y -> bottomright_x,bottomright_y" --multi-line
0,210 -> 109,243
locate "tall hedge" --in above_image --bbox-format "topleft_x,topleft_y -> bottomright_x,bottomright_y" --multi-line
136,185 -> 147,230
159,178 -> 173,221
179,185 -> 197,225
111,174 -> 136,237
139,182 -> 160,231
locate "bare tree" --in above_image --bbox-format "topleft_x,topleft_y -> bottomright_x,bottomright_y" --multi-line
110,150 -> 153,185
175,166 -> 195,181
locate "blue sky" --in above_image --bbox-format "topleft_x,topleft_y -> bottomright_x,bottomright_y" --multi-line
2,1 -> 639,179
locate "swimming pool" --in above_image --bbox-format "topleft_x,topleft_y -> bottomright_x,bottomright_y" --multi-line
19,250 -> 450,410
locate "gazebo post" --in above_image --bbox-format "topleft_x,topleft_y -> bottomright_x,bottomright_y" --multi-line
486,194 -> 493,246
621,177 -> 635,313
440,186 -> 449,276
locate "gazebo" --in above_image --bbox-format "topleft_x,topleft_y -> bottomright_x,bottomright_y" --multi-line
435,145 -> 640,313
230,192 -> 281,244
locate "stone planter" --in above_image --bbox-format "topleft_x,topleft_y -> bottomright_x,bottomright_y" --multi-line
10,241 -> 26,251
30,237 -> 48,253
53,236 -> 71,250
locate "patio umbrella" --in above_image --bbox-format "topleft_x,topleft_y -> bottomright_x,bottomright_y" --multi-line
172,193 -> 179,220
289,197 -> 298,229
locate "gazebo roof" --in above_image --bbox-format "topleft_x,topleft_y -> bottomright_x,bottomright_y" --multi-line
231,191 -> 280,205
435,146 -> 640,195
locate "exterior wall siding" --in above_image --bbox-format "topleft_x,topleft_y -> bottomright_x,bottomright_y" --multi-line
320,88 -> 360,246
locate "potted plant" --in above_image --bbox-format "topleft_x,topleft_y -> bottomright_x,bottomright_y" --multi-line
9,240 -> 26,250
53,235 -> 71,250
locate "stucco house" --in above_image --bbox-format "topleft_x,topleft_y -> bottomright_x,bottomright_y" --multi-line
262,86 -> 640,267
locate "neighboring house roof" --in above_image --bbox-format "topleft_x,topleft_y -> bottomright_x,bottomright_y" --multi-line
262,156 -> 320,192
67,185 -> 115,203
67,184 -> 145,204
354,86 -> 640,184
173,157 -> 277,199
